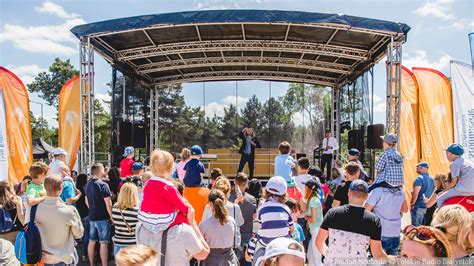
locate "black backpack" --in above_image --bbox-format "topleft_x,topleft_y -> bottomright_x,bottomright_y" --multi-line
0,207 -> 15,233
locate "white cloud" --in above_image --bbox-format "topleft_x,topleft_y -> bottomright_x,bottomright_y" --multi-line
5,64 -> 47,84
95,93 -> 111,111
415,0 -> 454,20
222,95 -> 249,106
369,94 -> 386,114
0,1 -> 85,56
203,102 -> 227,117
403,50 -> 452,71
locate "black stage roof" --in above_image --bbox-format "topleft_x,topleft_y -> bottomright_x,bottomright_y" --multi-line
71,10 -> 410,87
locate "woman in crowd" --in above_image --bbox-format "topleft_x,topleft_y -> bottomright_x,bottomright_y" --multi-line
425,174 -> 447,224
400,225 -> 452,259
303,179 -> 323,266
260,237 -> 305,266
112,181 -> 140,256
430,204 -> 474,259
201,177 -> 244,248
199,189 -> 239,265
177,148 -> 191,180
0,181 -> 24,244
75,173 -> 90,262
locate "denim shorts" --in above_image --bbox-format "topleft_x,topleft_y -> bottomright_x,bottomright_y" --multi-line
89,220 -> 110,243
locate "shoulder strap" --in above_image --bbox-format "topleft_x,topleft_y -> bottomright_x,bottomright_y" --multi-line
119,209 -> 133,234
160,228 -> 169,266
30,204 -> 38,223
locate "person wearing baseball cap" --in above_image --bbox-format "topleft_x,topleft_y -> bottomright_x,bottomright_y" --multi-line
370,133 -> 404,192
433,143 -> 474,207
120,146 -> 135,179
409,162 -> 435,226
258,237 -> 305,266
248,176 -> 294,265
348,148 -> 369,181
49,147 -> 68,175
316,179 -> 387,264
183,145 -> 205,187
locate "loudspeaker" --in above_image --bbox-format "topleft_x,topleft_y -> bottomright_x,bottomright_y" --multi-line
118,121 -> 147,148
133,124 -> 146,148
348,129 -> 365,151
367,124 -> 384,149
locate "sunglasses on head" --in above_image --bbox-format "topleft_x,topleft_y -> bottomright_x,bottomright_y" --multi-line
403,225 -> 449,257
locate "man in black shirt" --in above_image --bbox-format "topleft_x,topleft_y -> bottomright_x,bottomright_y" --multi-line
332,162 -> 360,208
316,179 -> 387,265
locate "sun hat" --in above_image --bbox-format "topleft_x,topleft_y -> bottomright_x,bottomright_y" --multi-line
262,237 -> 305,261
52,147 -> 67,156
266,176 -> 287,196
123,146 -> 135,157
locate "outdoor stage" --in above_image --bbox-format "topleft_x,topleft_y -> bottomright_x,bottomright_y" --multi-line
70,10 -> 410,173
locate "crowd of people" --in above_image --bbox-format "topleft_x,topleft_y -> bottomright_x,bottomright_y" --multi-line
0,132 -> 473,266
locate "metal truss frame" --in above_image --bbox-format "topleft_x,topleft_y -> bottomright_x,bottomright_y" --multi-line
79,36 -> 95,174
149,87 -> 159,154
137,56 -> 352,75
117,40 -> 369,61
385,37 -> 402,136
152,70 -> 338,87
331,86 -> 341,156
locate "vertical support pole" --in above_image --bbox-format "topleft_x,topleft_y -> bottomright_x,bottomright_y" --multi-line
79,36 -> 95,174
331,86 -> 341,158
385,36 -> 402,137
149,86 -> 159,154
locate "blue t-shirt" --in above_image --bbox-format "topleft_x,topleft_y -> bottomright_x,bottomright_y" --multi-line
413,174 -> 435,208
292,222 -> 305,243
183,158 -> 205,187
60,178 -> 76,204
85,178 -> 112,221
274,154 -> 296,182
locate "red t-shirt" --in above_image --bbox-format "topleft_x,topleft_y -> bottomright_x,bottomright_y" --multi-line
444,196 -> 474,213
287,186 -> 303,201
119,157 -> 134,178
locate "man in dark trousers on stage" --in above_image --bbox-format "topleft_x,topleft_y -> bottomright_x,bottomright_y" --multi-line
237,127 -> 261,178
321,129 -> 339,178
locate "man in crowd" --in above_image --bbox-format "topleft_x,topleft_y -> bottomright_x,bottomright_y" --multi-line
237,127 -> 261,178
410,162 -> 434,226
34,174 -> 84,265
316,180 -> 387,264
332,162 -> 360,207
320,129 -> 339,178
365,182 -> 408,255
370,134 -> 404,192
49,148 -> 67,175
85,163 -> 112,266
348,148 -> 368,181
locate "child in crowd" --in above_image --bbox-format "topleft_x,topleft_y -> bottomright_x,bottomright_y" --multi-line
247,176 -> 294,264
304,178 -> 323,266
138,150 -> 191,233
115,244 -> 158,266
274,142 -> 297,184
285,198 -> 305,245
137,171 -> 152,206
26,162 -> 49,206
183,145 -> 206,187
208,168 -> 222,189
177,148 -> 191,180
18,176 -> 31,215
371,134 -> 404,192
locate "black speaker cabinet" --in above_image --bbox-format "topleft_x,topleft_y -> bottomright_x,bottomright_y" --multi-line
367,124 -> 384,149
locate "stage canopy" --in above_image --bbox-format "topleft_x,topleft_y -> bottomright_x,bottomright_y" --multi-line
71,9 -> 410,88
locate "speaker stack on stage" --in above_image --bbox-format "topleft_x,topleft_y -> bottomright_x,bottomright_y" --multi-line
367,124 -> 384,149
118,121 -> 147,148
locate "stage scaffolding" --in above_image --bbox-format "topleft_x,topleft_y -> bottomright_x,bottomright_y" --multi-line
72,10 -> 409,173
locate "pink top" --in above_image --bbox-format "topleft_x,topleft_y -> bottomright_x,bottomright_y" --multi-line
177,159 -> 190,180
138,176 -> 188,232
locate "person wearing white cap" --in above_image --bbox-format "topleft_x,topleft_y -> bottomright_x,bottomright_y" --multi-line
247,176 -> 294,265
258,237 -> 305,266
49,147 -> 68,175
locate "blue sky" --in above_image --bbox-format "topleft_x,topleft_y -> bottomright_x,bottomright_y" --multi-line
1,0 -> 473,127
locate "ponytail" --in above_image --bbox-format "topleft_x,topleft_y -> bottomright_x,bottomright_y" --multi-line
20,179 -> 30,194
208,189 -> 229,225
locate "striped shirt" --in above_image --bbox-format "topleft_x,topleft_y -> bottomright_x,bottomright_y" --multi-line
256,199 -> 293,245
112,207 -> 139,246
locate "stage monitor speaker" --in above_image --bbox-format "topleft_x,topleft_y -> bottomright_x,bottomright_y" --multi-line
367,124 -> 384,149
348,129 -> 365,152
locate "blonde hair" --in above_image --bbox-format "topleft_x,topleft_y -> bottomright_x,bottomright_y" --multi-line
403,226 -> 452,258
115,182 -> 139,210
208,189 -> 229,225
181,148 -> 191,161
44,175 -> 63,194
431,204 -> 474,253
214,177 -> 231,196
434,174 -> 447,191
115,244 -> 157,266
141,172 -> 152,184
149,150 -> 174,177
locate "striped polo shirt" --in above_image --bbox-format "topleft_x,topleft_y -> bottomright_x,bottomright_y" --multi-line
112,206 -> 139,246
256,199 -> 293,245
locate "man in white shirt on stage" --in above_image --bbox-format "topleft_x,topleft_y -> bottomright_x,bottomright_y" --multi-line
321,129 -> 339,178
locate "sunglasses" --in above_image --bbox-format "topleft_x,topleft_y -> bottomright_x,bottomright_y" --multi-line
403,225 -> 449,257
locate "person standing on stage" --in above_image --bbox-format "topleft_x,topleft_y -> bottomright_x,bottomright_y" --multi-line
237,127 -> 261,178
320,129 -> 339,178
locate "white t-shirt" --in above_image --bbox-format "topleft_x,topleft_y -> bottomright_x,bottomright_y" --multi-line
49,159 -> 66,175
201,201 -> 244,247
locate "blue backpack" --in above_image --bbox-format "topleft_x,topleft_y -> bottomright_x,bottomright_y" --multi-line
15,204 -> 42,264
0,207 -> 14,233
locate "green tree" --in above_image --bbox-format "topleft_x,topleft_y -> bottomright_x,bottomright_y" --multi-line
261,97 -> 293,148
220,104 -> 242,148
241,95 -> 263,133
28,58 -> 79,108
30,112 -> 58,146
94,99 -> 112,153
